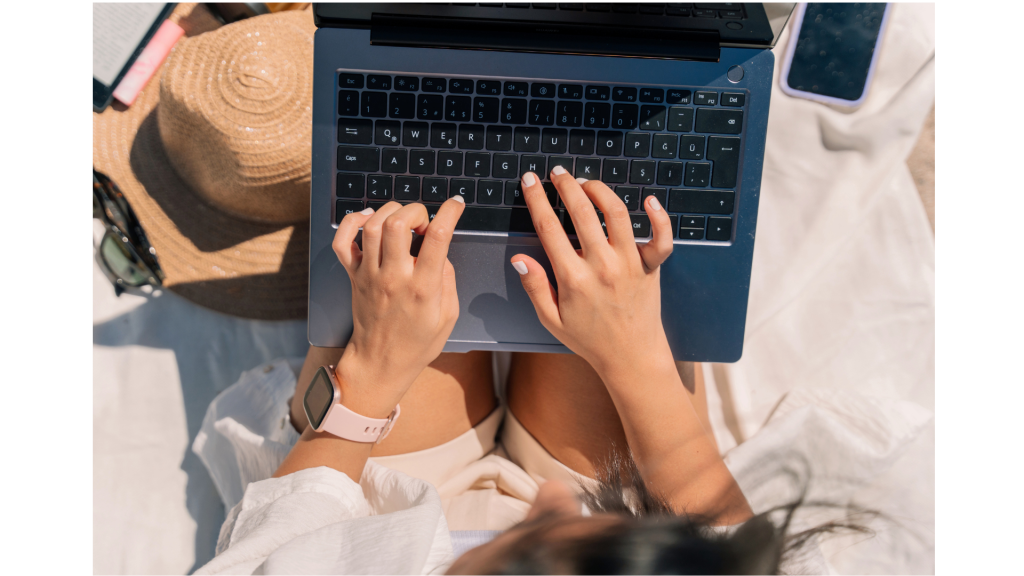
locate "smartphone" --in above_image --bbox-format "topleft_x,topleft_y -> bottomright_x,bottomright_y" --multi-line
780,3 -> 891,107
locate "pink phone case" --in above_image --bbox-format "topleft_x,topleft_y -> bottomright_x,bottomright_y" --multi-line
113,19 -> 185,107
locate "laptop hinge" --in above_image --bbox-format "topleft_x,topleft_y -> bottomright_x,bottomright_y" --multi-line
369,14 -> 721,62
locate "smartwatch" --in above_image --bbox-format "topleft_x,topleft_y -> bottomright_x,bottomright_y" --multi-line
302,365 -> 400,443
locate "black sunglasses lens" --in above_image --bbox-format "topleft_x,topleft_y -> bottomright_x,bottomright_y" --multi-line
99,234 -> 149,287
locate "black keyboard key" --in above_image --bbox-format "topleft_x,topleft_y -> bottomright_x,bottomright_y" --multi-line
641,186 -> 667,209
586,85 -> 611,100
382,148 -> 408,173
514,127 -> 541,152
367,201 -> 388,212
395,176 -> 420,201
542,128 -> 568,153
630,213 -> 651,237
722,9 -> 743,19
668,189 -> 734,214
549,156 -> 573,175
639,88 -> 665,103
612,87 -> 637,102
457,207 -> 541,233
336,200 -> 364,223
367,175 -> 393,199
603,159 -> 628,183
465,152 -> 491,177
684,162 -> 711,187
336,173 -> 365,198
422,77 -> 446,93
477,180 -> 503,204
612,104 -> 639,129
338,146 -> 379,171
639,4 -> 666,15
531,83 -> 556,98
520,155 -> 547,178
487,126 -> 513,150
624,132 -> 651,157
446,95 -> 472,121
614,186 -> 640,210
493,153 -> 519,178
529,100 -> 555,125
575,157 -> 601,179
437,151 -> 463,175
504,81 -> 529,97
679,215 -> 705,229
431,123 -> 457,148
422,177 -> 448,202
721,92 -> 745,107
559,84 -> 584,99
629,161 -> 655,185
586,3 -> 611,11
367,75 -> 391,90
418,94 -> 444,120
597,131 -> 623,155
706,217 -> 732,241
657,160 -> 684,186
692,8 -> 718,18
459,124 -> 485,150
375,120 -> 402,145
389,93 -> 415,119
533,3 -> 557,9
504,181 -> 525,206
668,107 -> 694,132
584,102 -> 611,128
450,178 -> 476,202
652,133 -> 677,158
339,73 -> 363,89
666,5 -> 690,16
707,136 -> 740,188
695,109 -> 743,134
694,91 -> 719,106
338,118 -> 373,144
476,80 -> 502,95
449,78 -> 473,94
394,76 -> 419,91
569,129 -> 596,155
556,101 -> 583,127
679,135 -> 705,160
613,3 -> 639,13
473,97 -> 499,123
640,105 -> 667,130
501,98 -> 528,124
410,149 -> 435,174
678,226 -> 705,240
339,90 -> 359,116
404,122 -> 429,147
666,89 -> 691,104
542,182 -> 558,206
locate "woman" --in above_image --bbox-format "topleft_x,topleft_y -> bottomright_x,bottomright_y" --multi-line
195,168 -> 829,574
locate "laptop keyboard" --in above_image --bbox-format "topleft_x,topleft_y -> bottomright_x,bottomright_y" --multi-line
334,71 -> 746,242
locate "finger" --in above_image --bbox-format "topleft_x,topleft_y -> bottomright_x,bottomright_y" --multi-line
440,258 -> 460,332
415,196 -> 466,282
360,201 -> 404,269
578,178 -> 635,251
637,194 -> 675,272
380,203 -> 430,271
521,172 -> 578,268
550,170 -> 606,255
332,207 -> 375,272
510,254 -> 561,333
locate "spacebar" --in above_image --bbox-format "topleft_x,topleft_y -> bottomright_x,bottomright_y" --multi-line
455,207 -> 538,233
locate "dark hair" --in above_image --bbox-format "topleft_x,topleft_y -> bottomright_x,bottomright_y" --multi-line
493,451 -> 879,575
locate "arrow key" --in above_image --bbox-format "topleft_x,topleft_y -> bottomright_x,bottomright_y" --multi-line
706,217 -> 732,241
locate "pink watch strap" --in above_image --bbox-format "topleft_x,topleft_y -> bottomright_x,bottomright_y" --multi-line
321,400 -> 400,444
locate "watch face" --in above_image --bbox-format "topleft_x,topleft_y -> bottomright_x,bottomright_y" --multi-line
303,367 -> 335,430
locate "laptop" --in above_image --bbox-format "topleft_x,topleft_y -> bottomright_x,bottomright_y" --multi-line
308,3 -> 790,362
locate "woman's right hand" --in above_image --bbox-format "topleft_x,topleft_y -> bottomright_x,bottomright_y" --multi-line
511,168 -> 675,380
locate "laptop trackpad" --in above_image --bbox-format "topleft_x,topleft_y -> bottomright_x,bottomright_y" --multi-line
447,235 -> 562,346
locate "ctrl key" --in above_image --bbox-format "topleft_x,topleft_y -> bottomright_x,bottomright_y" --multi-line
335,200 -> 365,224
706,217 -> 732,241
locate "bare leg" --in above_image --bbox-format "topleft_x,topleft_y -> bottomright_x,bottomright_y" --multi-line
291,347 -> 496,456
506,352 -> 716,479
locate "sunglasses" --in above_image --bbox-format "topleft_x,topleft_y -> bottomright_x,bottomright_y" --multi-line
93,169 -> 165,295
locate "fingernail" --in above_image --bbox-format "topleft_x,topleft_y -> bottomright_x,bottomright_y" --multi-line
512,260 -> 528,275
576,178 -> 588,185
360,207 -> 374,215
451,195 -> 465,204
648,196 -> 662,211
522,172 -> 537,187
552,165 -> 567,176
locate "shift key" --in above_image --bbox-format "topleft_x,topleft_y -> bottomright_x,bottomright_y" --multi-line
337,146 -> 379,171
668,189 -> 734,214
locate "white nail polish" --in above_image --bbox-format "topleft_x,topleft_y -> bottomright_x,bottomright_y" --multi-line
552,165 -> 567,176
360,208 -> 374,215
452,195 -> 465,204
522,173 -> 537,187
576,178 -> 588,185
648,196 -> 662,211
512,261 -> 528,275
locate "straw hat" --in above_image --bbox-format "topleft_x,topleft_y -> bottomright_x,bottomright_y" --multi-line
92,4 -> 316,320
